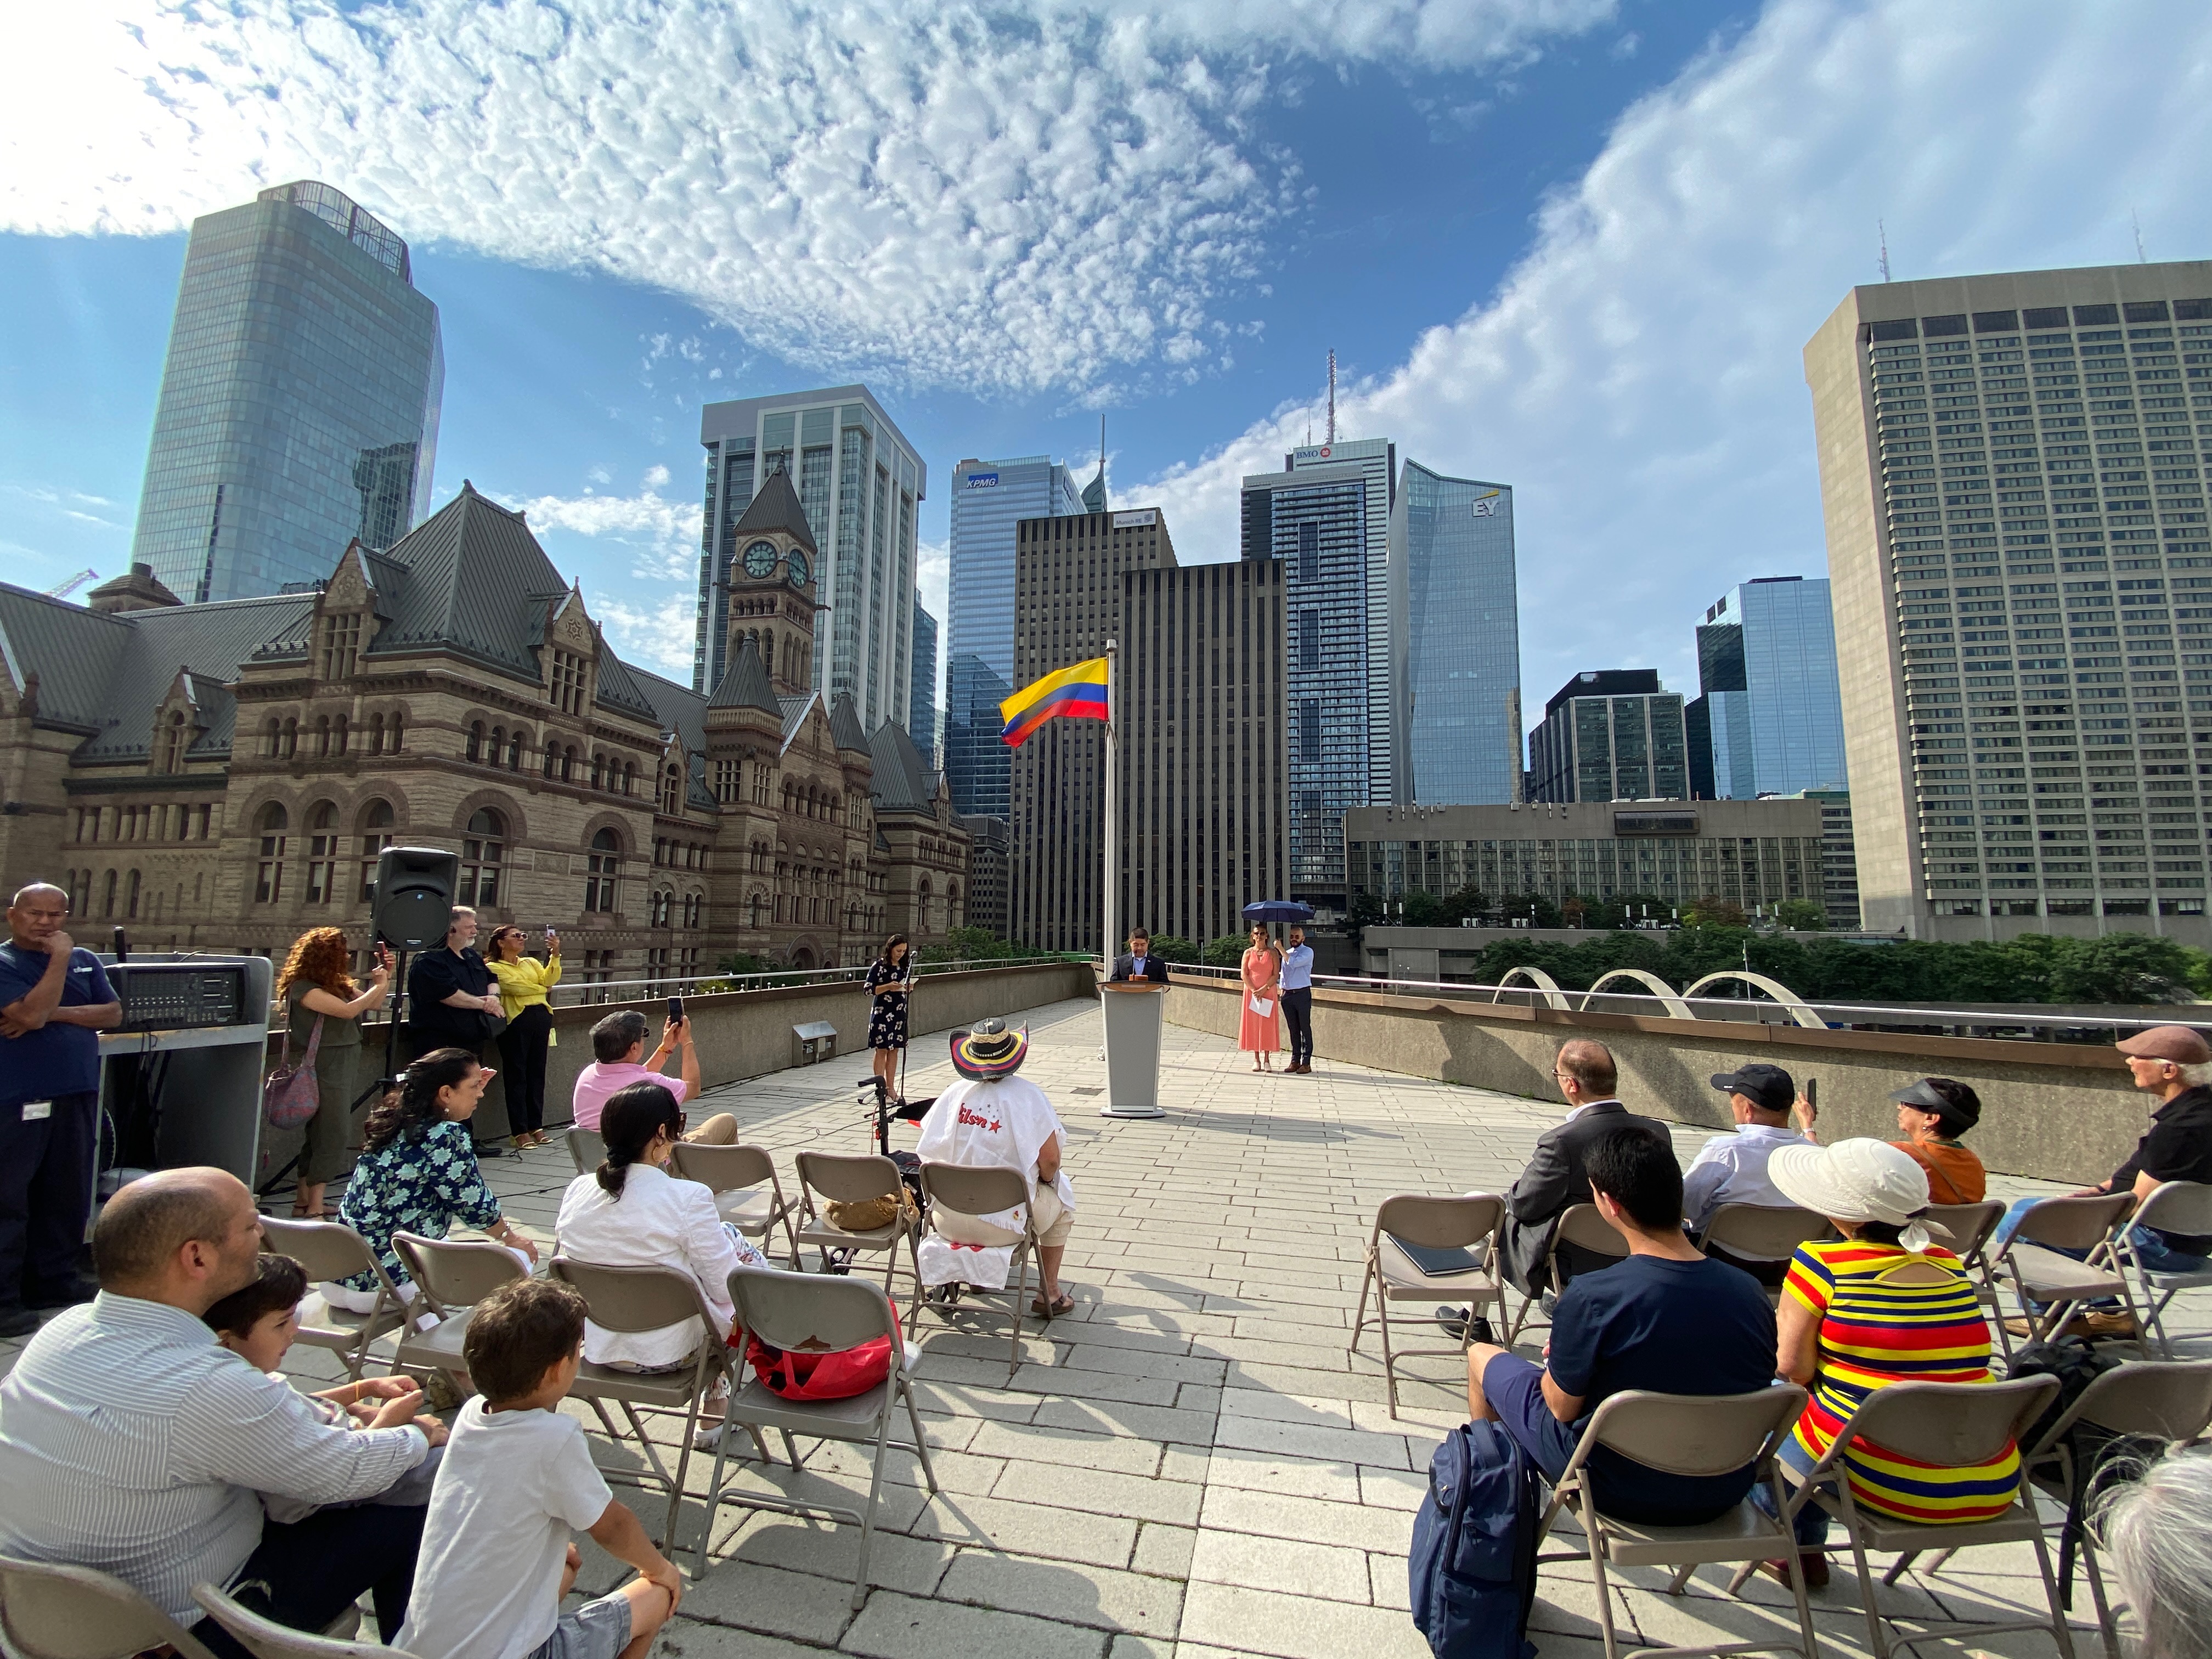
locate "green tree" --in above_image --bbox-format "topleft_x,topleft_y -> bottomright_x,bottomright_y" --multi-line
1441,883 -> 1493,924
1147,934 -> 1200,965
1201,933 -> 1248,969
920,926 -> 1018,965
1683,895 -> 1748,929
1346,891 -> 1386,949
1402,889 -> 1448,927
1774,899 -> 1829,932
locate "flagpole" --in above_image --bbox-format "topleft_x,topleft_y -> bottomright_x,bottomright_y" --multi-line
1103,638 -> 1118,975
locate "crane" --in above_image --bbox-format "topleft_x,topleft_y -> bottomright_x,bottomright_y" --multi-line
44,568 -> 99,600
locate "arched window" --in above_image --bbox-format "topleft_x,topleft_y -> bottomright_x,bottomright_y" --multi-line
368,713 -> 385,755
748,891 -> 767,928
590,752 -> 605,791
507,728 -> 526,770
358,799 -> 396,902
100,870 -> 117,918
466,721 -> 484,763
388,710 -> 404,752
461,808 -> 507,906
161,711 -> 189,772
126,869 -> 142,920
562,746 -> 576,782
917,877 -> 933,935
585,829 -> 620,913
255,802 -> 289,904
332,713 -> 348,757
650,888 -> 671,927
281,717 -> 298,758
489,726 -> 504,767
947,881 -> 961,927
623,761 -> 636,797
263,717 -> 281,759
544,740 -> 558,778
661,765 -> 681,816
314,715 -> 331,758
304,801 -> 339,904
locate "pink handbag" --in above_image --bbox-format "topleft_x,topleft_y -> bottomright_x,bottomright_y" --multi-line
263,1014 -> 325,1129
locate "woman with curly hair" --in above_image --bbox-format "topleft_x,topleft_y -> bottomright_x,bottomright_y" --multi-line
274,926 -> 391,1218
323,1047 -> 538,1313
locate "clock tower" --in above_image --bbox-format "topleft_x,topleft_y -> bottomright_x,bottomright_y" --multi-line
720,462 -> 820,697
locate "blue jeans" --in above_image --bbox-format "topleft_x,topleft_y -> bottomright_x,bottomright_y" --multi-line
1993,1195 -> 2210,1308
1749,1431 -> 1829,1549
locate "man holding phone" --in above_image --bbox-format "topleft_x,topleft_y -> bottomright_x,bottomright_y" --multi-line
569,1008 -> 737,1144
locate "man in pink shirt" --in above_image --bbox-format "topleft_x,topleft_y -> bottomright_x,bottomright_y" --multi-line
569,1011 -> 737,1143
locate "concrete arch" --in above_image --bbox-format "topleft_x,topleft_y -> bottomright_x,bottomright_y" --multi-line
1488,965 -> 1571,1012
1577,969 -> 1692,1020
1680,971 -> 1825,1029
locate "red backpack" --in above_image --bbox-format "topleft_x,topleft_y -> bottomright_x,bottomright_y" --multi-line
739,1300 -> 897,1401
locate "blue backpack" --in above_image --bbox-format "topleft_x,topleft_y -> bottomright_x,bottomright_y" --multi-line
1408,1420 -> 1540,1659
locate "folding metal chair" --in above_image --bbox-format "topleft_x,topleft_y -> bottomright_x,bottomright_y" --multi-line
2113,1180 -> 2212,1358
566,1125 -> 607,1176
1348,1194 -> 1505,1418
1506,1203 -> 1627,1342
707,1263 -> 941,1603
1537,1387 -> 1817,1659
669,1141 -> 802,1265
0,1556 -> 224,1659
792,1150 -> 924,1318
1897,1358 -> 2212,1659
1692,1204 -> 1832,1302
258,1215 -> 407,1380
1924,1200 -> 2010,1356
548,1256 -> 773,1552
1995,1192 -> 2147,1354
916,1161 -> 1036,1383
189,1584 -> 411,1659
1726,1374 -> 2077,1659
390,1230 -> 529,1384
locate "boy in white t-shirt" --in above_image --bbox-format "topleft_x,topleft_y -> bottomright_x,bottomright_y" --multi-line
396,1279 -> 680,1659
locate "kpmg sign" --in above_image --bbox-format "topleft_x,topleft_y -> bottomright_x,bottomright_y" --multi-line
962,470 -> 1000,489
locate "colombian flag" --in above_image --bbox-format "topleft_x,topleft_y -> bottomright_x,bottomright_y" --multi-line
1000,656 -> 1109,748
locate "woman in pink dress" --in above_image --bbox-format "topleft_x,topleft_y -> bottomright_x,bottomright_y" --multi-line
1239,924 -> 1284,1071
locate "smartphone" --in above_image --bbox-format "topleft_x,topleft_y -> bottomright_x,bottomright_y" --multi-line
667,995 -> 686,1026
1804,1077 -> 1818,1110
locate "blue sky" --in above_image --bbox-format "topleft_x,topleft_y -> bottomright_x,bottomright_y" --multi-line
4,1 -> 2210,714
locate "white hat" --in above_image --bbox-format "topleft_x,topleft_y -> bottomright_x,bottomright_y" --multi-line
1768,1139 -> 1935,1251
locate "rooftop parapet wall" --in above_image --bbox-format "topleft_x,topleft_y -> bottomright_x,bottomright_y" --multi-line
1165,974 -> 2144,1186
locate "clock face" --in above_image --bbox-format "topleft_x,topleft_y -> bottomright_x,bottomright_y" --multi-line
742,540 -> 777,579
787,550 -> 812,587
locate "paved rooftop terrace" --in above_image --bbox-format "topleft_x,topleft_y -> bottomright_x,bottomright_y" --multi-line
8,996 -> 2184,1657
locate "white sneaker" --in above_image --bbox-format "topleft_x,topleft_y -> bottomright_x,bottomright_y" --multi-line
691,1423 -> 726,1452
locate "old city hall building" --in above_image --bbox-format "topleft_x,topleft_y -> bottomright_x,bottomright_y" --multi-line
0,469 -> 969,978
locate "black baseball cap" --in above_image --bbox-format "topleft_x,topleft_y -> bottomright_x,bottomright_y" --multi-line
1709,1063 -> 1796,1113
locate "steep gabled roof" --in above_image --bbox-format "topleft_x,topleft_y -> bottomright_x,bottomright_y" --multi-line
866,719 -> 936,812
778,692 -> 818,753
730,464 -> 819,556
707,635 -> 781,714
828,694 -> 870,755
626,663 -> 718,812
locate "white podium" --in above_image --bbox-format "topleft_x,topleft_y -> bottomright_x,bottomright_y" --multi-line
1098,980 -> 1167,1118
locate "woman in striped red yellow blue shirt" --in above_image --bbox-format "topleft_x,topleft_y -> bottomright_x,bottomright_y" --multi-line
1750,1137 -> 2018,1589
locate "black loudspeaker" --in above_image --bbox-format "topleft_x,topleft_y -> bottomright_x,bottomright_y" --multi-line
371,845 -> 461,949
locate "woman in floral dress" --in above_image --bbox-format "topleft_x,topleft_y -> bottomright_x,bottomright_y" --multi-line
325,1047 -> 538,1312
866,933 -> 914,1101
1239,924 -> 1283,1071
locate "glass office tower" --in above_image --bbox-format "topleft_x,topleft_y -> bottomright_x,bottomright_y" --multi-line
910,598 -> 939,765
1241,436 -> 1396,906
1685,577 -> 1848,800
1527,670 -> 1690,803
943,455 -> 1085,817
131,181 -> 443,603
1389,462 -> 1521,804
693,386 -> 923,733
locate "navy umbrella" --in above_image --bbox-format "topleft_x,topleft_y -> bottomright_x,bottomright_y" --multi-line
1241,899 -> 1314,924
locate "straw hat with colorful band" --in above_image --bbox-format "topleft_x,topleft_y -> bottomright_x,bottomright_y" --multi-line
1768,1138 -> 1933,1252
950,1018 -> 1030,1081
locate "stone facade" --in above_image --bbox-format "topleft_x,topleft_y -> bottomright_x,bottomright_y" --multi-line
0,476 -> 966,979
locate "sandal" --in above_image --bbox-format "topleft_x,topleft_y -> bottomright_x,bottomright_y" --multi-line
1029,1294 -> 1076,1318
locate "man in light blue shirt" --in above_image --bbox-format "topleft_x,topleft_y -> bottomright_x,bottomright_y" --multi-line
1681,1063 -> 1809,1286
1279,924 -> 1316,1074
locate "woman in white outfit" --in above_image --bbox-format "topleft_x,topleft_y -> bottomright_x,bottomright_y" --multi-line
915,1019 -> 1077,1317
554,1080 -> 763,1446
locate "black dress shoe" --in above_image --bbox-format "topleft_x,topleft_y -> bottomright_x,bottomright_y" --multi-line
25,1277 -> 98,1311
1435,1307 -> 1497,1344
0,1306 -> 41,1339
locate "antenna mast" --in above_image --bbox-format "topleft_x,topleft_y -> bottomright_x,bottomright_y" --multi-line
1326,349 -> 1337,444
2133,208 -> 2147,264
1877,219 -> 1890,283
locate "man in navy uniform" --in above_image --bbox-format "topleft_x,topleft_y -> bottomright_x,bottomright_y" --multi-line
0,884 -> 121,1336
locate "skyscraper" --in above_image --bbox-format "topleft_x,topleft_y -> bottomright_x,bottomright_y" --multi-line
1526,671 -> 1689,804
943,455 -> 1085,819
131,181 -> 444,603
1683,577 -> 1848,800
693,387 -> 924,737
1806,262 -> 2212,940
909,598 -> 939,766
1008,507 -> 1177,951
1241,436 -> 1395,908
1388,462 -> 1521,804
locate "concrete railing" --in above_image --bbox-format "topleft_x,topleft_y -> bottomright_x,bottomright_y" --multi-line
1164,971 -> 2149,1187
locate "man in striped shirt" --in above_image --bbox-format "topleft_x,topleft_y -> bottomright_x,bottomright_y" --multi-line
0,1167 -> 443,1654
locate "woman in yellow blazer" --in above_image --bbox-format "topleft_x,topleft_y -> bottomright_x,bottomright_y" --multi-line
485,924 -> 562,1148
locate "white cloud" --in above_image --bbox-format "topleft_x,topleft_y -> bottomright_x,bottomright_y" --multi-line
1,0 -> 1610,396
1146,0 -> 2212,716
493,483 -> 703,670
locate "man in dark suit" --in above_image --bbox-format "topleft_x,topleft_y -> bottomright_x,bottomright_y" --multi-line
1439,1039 -> 1672,1336
1108,930 -> 1170,984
